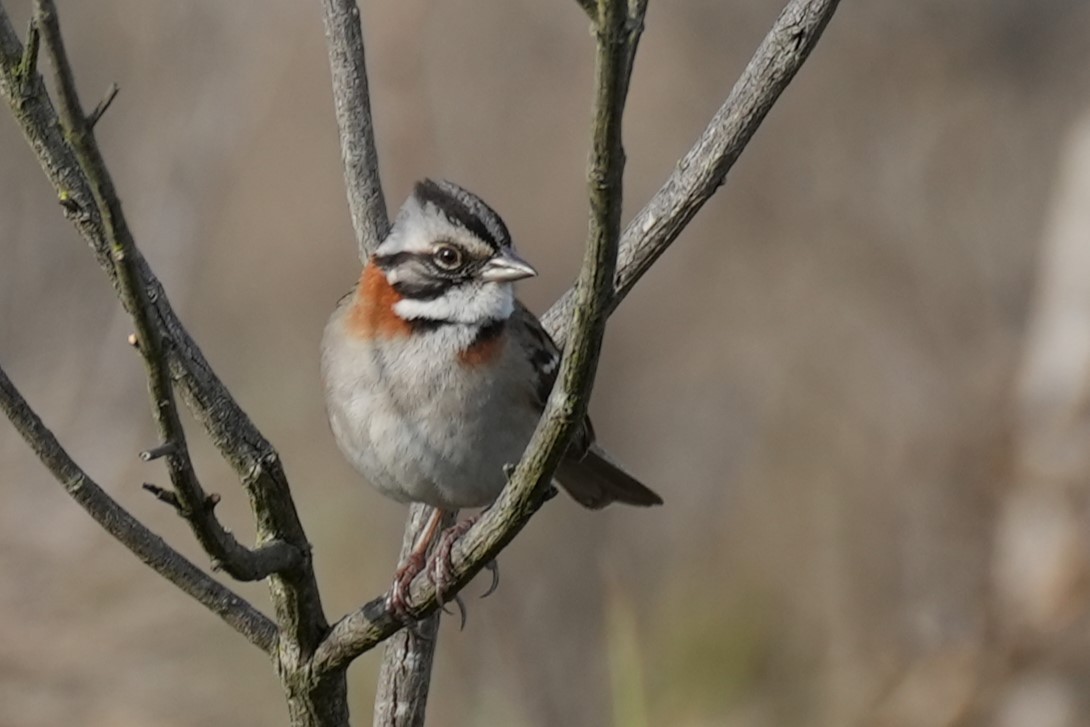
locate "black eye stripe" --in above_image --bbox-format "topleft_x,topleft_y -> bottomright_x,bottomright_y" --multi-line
375,248 -> 476,273
373,251 -> 415,270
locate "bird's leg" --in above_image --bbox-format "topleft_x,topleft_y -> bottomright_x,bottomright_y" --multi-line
387,506 -> 446,621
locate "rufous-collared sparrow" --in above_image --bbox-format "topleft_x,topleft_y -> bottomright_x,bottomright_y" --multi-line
321,179 -> 662,614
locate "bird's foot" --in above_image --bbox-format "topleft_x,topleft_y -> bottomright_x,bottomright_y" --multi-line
386,550 -> 426,623
430,515 -> 485,629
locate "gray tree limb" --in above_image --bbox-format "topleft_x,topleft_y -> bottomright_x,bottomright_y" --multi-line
317,4 -> 448,722
320,0 -> 390,259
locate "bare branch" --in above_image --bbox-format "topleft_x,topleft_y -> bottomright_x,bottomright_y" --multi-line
542,0 -> 842,343
33,0 -> 299,583
574,0 -> 596,20
86,81 -> 118,129
320,0 -> 389,260
0,365 -> 277,653
372,505 -> 450,727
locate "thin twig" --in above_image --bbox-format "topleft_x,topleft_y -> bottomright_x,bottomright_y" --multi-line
143,482 -> 183,510
33,0 -> 299,584
140,441 -> 179,461
319,0 -> 389,260
86,81 -> 118,128
0,364 -> 278,653
17,15 -> 38,94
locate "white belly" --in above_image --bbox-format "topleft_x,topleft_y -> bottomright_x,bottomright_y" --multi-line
322,317 -> 535,510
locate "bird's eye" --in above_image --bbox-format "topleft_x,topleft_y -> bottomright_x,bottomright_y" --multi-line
432,244 -> 464,271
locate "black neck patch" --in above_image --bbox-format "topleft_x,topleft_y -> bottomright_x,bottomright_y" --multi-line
469,318 -> 506,347
406,317 -> 450,333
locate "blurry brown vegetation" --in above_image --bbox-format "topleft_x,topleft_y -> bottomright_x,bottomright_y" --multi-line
3,1 -> 1090,725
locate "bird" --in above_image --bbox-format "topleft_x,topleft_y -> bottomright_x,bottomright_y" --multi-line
321,179 -> 662,617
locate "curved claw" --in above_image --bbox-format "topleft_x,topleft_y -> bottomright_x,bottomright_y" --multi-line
452,593 -> 467,630
436,578 -> 467,629
480,559 -> 500,599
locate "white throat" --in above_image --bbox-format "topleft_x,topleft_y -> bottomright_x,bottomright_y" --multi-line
393,281 -> 515,325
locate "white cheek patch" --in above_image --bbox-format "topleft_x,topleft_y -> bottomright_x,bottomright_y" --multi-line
394,283 -> 515,324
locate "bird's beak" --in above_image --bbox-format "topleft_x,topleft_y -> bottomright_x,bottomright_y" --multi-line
480,249 -> 538,282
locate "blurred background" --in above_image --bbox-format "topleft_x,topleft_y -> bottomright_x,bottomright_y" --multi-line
4,0 -> 1090,725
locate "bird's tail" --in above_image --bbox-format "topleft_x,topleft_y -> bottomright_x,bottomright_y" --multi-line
556,444 -> 663,510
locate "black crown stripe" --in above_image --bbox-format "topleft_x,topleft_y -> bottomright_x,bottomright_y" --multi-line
413,179 -> 510,252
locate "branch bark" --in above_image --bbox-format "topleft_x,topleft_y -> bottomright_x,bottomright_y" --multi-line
320,0 -> 389,260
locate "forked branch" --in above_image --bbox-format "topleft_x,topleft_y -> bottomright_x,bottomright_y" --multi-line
0,366 -> 277,653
